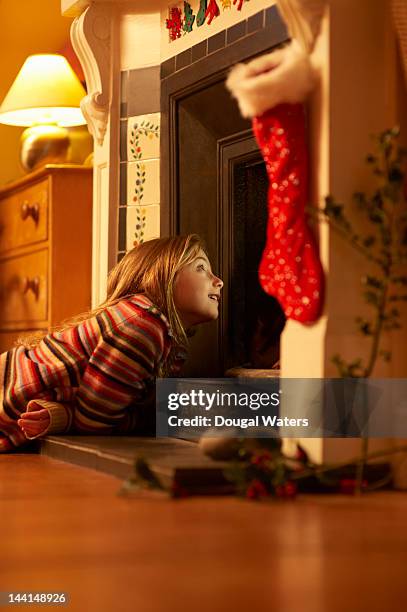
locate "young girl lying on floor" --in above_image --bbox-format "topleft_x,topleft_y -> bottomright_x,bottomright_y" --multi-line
0,234 -> 223,452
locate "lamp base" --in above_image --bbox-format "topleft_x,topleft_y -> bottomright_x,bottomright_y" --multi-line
20,125 -> 70,172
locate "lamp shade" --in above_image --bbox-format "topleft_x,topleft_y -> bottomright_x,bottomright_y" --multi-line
0,54 -> 87,127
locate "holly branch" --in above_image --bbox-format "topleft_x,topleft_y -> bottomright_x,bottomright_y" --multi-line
310,127 -> 407,379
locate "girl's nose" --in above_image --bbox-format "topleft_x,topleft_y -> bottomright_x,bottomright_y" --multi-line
212,274 -> 223,289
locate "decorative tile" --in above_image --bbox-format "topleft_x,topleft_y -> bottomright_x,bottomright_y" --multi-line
120,71 -> 128,118
127,113 -> 160,162
247,11 -> 264,33
191,40 -> 207,63
265,5 -> 289,43
119,163 -> 127,206
127,159 -> 160,206
120,119 -> 128,162
161,56 -> 176,79
265,5 -> 279,26
208,31 -> 226,54
118,207 -> 127,251
226,20 -> 247,44
175,48 -> 192,71
128,66 -> 160,116
126,204 -> 160,249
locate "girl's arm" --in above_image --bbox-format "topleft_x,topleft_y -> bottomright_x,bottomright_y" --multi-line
16,392 -> 140,441
70,311 -> 168,434
17,399 -> 74,439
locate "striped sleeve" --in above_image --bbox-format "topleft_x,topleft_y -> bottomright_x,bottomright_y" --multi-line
22,399 -> 74,439
71,306 -> 167,433
0,427 -> 31,452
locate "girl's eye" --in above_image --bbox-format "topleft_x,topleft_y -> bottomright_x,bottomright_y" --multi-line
197,264 -> 205,271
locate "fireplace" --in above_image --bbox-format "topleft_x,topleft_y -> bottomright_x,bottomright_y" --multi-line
161,13 -> 288,377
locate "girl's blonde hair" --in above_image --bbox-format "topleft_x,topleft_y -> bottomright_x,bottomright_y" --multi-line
17,234 -> 207,349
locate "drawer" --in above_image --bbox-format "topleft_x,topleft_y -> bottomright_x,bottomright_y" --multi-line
0,249 -> 48,324
0,178 -> 48,253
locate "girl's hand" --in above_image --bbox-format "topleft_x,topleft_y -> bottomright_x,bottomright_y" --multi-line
17,408 -> 51,439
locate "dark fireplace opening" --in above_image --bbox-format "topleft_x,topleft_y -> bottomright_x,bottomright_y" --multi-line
171,78 -> 286,376
230,159 -> 286,371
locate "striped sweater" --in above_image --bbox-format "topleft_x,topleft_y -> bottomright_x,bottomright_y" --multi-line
0,294 -> 185,452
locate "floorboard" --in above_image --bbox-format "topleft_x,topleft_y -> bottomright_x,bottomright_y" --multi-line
0,455 -> 406,612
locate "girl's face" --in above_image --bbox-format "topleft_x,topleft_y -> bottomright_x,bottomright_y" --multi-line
173,249 -> 223,328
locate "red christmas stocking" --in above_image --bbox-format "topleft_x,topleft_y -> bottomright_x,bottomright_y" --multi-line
226,40 -> 325,323
252,103 -> 323,323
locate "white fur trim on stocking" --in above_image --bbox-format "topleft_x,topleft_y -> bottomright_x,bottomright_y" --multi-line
226,40 -> 317,118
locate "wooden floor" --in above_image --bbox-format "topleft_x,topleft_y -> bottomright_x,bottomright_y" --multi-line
0,456 -> 406,612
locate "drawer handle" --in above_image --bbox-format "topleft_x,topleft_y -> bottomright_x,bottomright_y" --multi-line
22,276 -> 40,300
21,202 -> 40,225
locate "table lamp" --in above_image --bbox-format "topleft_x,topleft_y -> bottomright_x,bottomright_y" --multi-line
0,54 -> 87,172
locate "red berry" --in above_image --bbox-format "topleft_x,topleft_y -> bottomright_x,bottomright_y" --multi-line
339,478 -> 368,494
246,479 -> 269,499
284,481 -> 297,498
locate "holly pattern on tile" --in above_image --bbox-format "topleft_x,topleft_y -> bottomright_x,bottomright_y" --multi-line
133,208 -> 147,246
220,0 -> 231,8
129,120 -> 159,161
132,163 -> 146,203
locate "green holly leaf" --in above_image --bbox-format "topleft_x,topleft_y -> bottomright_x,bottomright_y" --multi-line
362,275 -> 383,290
355,316 -> 373,336
353,192 -> 367,207
389,294 -> 407,302
363,290 -> 380,306
134,457 -> 165,490
363,235 -> 376,248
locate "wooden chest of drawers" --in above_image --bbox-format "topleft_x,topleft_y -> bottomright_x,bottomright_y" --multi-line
0,165 -> 92,352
